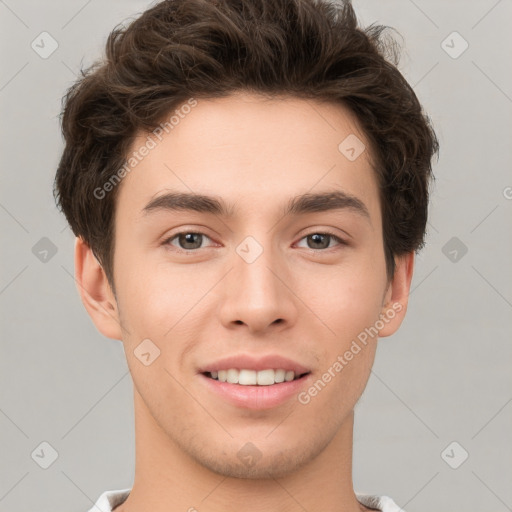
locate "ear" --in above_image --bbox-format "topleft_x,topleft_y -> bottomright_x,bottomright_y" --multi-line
378,251 -> 415,338
74,237 -> 123,340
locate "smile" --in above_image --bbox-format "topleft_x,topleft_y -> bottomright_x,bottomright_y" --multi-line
205,368 -> 309,385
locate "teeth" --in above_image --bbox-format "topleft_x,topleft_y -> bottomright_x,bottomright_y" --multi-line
256,369 -> 274,385
209,369 -> 301,385
227,368 -> 239,384
274,369 -> 285,383
239,369 -> 257,385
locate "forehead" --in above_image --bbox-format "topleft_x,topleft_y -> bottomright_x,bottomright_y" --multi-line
115,92 -> 381,225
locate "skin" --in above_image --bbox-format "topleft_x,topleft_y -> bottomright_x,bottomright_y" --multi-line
75,91 -> 414,512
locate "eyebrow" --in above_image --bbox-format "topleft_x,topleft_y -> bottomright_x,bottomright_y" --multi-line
142,190 -> 371,222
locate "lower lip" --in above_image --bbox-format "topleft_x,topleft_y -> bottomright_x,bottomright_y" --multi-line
199,373 -> 312,410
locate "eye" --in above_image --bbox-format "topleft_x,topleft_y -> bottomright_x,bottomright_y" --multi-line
164,231 -> 215,251
163,230 -> 347,253
295,231 -> 347,250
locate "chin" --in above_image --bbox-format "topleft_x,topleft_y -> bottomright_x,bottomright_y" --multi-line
198,450 -> 309,480
181,433 -> 325,481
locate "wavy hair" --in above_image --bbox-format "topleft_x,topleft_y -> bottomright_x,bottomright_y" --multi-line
54,0 -> 439,288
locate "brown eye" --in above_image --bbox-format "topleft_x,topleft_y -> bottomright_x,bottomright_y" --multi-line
166,232 -> 213,251
296,232 -> 346,250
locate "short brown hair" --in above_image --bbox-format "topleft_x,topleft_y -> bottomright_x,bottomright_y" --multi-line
54,0 -> 439,290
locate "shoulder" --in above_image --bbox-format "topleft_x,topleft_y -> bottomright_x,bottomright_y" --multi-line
356,493 -> 406,512
86,488 -> 131,512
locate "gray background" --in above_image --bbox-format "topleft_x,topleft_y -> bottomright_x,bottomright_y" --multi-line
1,1 -> 511,511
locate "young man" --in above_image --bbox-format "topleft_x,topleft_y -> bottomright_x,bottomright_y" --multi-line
54,0 -> 438,511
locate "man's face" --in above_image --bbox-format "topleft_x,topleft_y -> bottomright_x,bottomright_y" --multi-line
104,92 -> 402,478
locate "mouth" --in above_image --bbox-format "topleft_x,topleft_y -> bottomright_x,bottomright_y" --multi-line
202,369 -> 310,385
197,353 -> 312,409
199,369 -> 312,410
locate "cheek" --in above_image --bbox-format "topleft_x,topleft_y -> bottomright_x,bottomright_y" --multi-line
116,243 -> 387,345
299,272 -> 382,412
115,259 -> 215,373
304,262 -> 385,335
115,265 -> 197,410
303,265 -> 384,388
114,248 -> 180,327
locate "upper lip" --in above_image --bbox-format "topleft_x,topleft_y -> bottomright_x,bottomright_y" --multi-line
198,354 -> 311,375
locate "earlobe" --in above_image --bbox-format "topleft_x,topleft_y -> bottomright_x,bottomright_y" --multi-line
378,252 -> 415,338
74,237 -> 123,340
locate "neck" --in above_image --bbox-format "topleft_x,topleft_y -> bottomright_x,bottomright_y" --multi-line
115,389 -> 367,512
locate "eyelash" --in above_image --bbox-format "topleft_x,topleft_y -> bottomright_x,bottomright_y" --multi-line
162,230 -> 348,253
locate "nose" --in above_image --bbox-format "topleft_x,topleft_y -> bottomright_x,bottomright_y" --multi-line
218,238 -> 298,335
